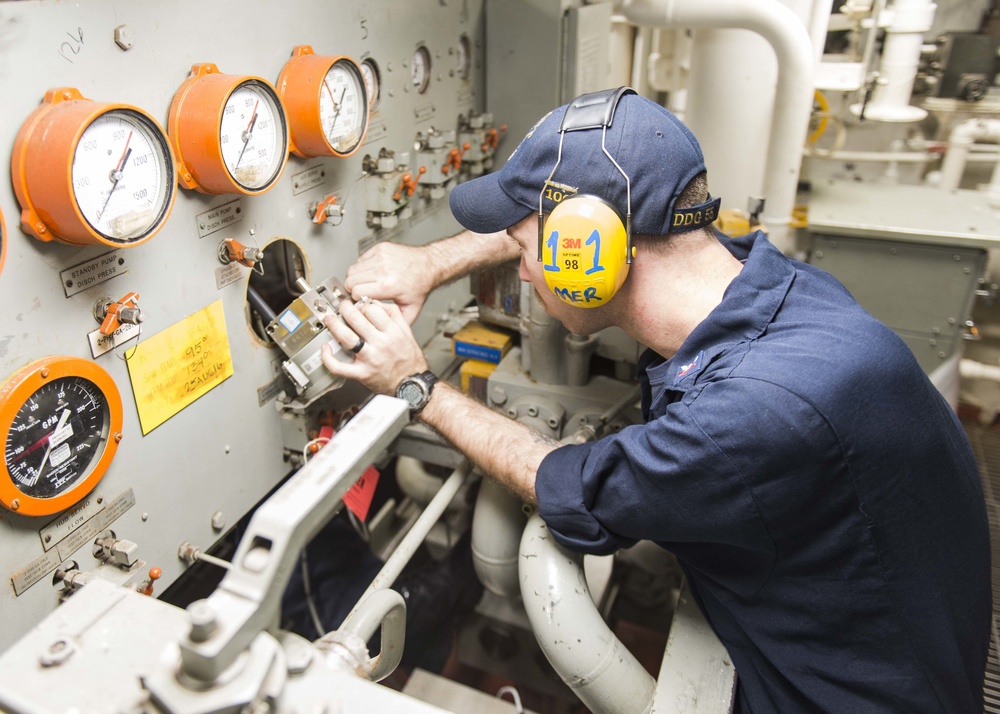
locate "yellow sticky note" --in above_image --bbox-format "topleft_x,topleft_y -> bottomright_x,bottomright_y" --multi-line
126,300 -> 234,435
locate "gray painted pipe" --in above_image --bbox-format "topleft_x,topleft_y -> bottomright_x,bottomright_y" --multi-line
339,588 -> 407,683
471,477 -> 528,596
527,291 -> 568,385
520,515 -> 656,714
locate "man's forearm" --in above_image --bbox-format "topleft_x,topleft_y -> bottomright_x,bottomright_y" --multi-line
423,229 -> 518,291
418,381 -> 557,504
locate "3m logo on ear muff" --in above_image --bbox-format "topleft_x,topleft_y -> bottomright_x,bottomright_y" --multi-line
542,195 -> 630,307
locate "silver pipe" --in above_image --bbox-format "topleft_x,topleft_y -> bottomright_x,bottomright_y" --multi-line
520,515 -> 656,713
348,461 -> 472,616
338,588 -> 407,682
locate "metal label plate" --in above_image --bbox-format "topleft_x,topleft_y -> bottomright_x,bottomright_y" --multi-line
88,322 -> 141,358
197,198 -> 244,238
291,165 -> 326,196
11,549 -> 61,596
61,250 -> 129,298
215,262 -> 244,290
39,493 -> 105,550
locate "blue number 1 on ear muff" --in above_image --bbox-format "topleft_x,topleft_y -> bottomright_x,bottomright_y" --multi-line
537,87 -> 636,309
542,196 -> 629,306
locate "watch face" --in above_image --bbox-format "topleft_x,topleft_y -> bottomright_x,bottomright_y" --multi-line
399,381 -> 424,409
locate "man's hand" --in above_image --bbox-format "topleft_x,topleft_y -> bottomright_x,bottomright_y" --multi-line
320,298 -> 429,396
344,243 -> 435,325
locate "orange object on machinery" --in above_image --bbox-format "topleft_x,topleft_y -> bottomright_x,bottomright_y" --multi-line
277,45 -> 371,158
168,63 -> 290,195
394,167 -> 427,201
11,87 -> 177,247
0,205 -> 6,277
0,357 -> 123,517
97,292 -> 142,336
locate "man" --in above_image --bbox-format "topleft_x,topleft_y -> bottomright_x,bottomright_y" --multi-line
321,88 -> 991,712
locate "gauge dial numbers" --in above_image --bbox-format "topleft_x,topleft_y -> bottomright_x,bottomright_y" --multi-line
169,63 -> 289,195
412,45 -> 431,94
11,87 -> 177,247
360,58 -> 381,110
277,46 -> 370,158
0,357 -> 123,517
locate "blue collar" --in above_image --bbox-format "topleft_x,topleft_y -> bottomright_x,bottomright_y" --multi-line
639,231 -> 795,391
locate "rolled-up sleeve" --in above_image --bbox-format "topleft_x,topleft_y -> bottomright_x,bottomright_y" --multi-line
535,379 -> 803,571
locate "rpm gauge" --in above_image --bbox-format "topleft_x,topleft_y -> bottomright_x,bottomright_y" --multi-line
0,357 -> 123,517
277,46 -> 370,158
169,63 -> 289,195
11,87 -> 177,247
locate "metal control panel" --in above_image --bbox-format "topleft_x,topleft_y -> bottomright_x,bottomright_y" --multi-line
0,0 -> 497,649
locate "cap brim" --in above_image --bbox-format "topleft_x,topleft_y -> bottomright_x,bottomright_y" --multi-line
450,171 -> 533,234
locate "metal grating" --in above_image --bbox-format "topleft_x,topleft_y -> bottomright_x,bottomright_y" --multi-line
960,421 -> 1000,713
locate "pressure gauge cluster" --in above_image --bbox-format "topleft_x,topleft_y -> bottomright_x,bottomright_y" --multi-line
0,357 -> 123,517
9,44 -> 388,247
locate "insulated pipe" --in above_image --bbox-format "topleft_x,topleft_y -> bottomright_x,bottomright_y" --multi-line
520,515 -> 656,714
862,0 -> 936,122
808,0 -> 837,67
939,119 -> 1000,193
338,588 -> 407,682
618,0 -> 815,253
471,477 -> 528,596
960,359 -> 1000,383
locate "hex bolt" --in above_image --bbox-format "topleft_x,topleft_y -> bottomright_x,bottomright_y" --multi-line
113,25 -> 134,51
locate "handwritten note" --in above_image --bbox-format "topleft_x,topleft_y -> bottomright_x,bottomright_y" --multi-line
126,301 -> 233,435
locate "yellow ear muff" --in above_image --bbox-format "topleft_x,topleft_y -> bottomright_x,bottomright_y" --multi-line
542,196 -> 629,308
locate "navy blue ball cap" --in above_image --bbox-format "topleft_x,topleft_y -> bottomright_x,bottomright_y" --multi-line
450,89 -> 713,236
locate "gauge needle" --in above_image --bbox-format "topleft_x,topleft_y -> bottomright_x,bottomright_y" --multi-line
330,86 -> 348,131
235,100 -> 259,169
28,408 -> 71,487
97,131 -> 133,220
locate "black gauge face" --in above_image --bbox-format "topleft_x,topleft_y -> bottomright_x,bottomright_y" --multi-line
4,377 -> 110,499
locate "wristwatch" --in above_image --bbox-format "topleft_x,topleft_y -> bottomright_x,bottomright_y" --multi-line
395,371 -> 438,415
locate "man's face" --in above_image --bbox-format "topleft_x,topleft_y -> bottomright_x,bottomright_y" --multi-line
507,213 -> 610,335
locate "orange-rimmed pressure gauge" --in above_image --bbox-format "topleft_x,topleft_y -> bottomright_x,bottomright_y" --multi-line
11,87 -> 177,247
0,356 -> 123,517
169,63 -> 290,195
277,46 -> 370,158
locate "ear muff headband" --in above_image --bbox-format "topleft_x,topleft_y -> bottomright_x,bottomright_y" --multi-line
537,87 -> 636,308
542,195 -> 629,308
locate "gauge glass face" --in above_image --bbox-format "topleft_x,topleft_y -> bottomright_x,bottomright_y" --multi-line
456,35 -> 471,81
4,377 -> 110,500
72,111 -> 172,243
320,60 -> 368,155
412,46 -> 431,94
360,59 -> 381,109
220,81 -> 287,190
